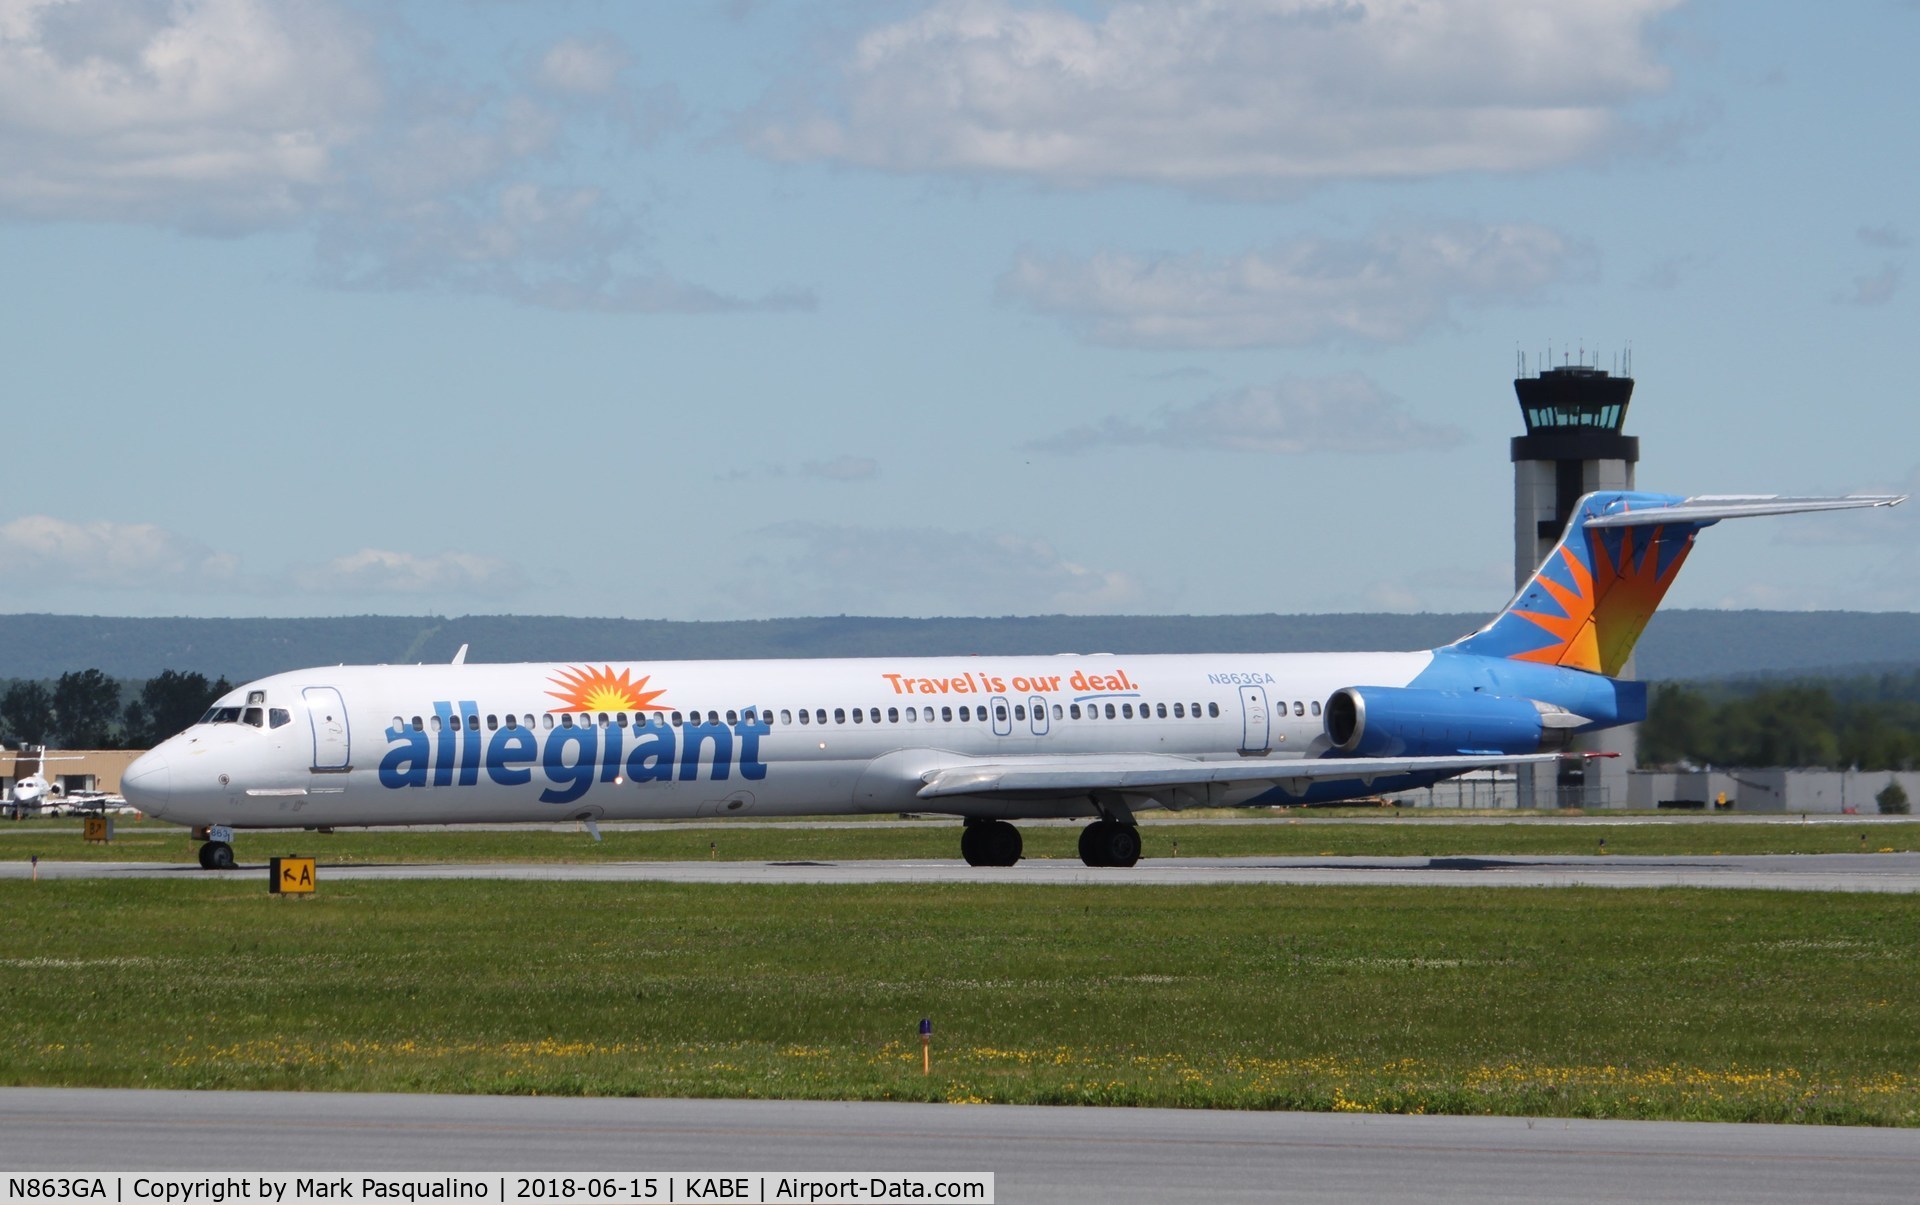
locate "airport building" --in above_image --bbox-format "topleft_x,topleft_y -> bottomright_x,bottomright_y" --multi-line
1,748 -> 141,804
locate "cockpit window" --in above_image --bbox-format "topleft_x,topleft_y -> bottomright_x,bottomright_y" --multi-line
243,707 -> 264,728
269,708 -> 292,729
205,706 -> 244,725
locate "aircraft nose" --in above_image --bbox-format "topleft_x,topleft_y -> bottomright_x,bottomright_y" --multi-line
121,749 -> 172,819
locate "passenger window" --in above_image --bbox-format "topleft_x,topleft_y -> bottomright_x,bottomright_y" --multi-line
941,706 -> 953,722
671,711 -> 683,727
1052,704 -> 1063,719
726,710 -> 738,725
888,707 -> 900,723
467,714 -> 480,731
541,714 -> 555,730
1208,702 -> 1220,718
391,715 -> 404,731
852,708 -> 864,724
268,708 -> 291,729
707,710 -> 720,725
799,709 -> 811,726
1105,703 -> 1117,718
430,716 -> 443,733
1294,701 -> 1305,717
561,714 -> 575,728
486,715 -> 498,730
524,715 -> 535,729
835,708 -> 847,724
448,715 -> 462,732
1013,704 -> 1025,721
504,715 -> 518,730
1070,704 -> 1082,719
958,706 -> 970,722
1156,703 -> 1168,718
1311,701 -> 1322,717
782,709 -> 793,725
1173,703 -> 1185,718
412,716 -> 425,732
1121,703 -> 1133,719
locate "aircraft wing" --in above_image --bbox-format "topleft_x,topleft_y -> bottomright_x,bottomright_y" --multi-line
916,751 -> 1568,801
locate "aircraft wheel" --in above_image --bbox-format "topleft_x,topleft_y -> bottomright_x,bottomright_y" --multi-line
198,841 -> 236,871
961,820 -> 1022,867
1078,820 -> 1140,868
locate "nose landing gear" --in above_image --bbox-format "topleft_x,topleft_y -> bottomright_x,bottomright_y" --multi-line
197,840 -> 236,870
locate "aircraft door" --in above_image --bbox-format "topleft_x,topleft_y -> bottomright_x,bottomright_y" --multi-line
303,686 -> 351,771
990,695 -> 1012,737
1029,696 -> 1050,736
1237,685 -> 1271,756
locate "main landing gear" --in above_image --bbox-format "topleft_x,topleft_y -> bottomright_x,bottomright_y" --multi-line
960,819 -> 1023,867
197,840 -> 236,870
957,818 -> 1143,867
1078,819 -> 1141,868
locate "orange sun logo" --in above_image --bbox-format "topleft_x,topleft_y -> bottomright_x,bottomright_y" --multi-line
546,665 -> 669,713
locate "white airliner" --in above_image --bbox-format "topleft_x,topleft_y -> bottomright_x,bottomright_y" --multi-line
121,490 -> 1903,870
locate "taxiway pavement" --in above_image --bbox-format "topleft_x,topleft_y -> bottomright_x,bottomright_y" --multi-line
9,852 -> 1920,891
3,1088 -> 1917,1204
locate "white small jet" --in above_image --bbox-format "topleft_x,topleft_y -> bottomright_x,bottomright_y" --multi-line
121,490 -> 1903,870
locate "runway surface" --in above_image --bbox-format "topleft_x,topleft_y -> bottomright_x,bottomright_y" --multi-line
3,1088 -> 1916,1204
9,852 -> 1920,891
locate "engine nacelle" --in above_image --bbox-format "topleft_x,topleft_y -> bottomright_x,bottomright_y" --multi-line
1323,686 -> 1578,758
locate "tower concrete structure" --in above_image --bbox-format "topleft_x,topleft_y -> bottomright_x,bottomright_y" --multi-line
1511,357 -> 1639,807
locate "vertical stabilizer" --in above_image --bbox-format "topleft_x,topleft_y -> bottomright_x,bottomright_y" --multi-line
1452,491 -> 1702,676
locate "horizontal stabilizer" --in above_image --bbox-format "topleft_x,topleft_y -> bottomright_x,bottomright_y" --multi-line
1584,494 -> 1905,528
917,751 -> 1567,800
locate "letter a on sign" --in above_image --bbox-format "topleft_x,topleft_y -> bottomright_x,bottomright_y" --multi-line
269,856 -> 317,895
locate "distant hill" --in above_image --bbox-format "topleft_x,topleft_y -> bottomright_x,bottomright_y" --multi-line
2,610 -> 1917,684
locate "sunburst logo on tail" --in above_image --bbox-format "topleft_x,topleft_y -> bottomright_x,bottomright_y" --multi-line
1506,523 -> 1695,675
546,665 -> 669,713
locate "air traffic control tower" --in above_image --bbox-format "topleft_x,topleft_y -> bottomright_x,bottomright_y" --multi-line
1511,353 -> 1639,807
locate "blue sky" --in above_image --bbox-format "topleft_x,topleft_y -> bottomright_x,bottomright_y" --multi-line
1,0 -> 1913,622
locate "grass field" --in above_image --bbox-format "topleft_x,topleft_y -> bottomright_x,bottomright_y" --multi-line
3,878 -> 1917,1126
5,816 -> 1919,864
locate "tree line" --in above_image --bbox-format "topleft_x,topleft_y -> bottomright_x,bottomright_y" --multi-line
0,670 -> 232,750
1640,671 -> 1920,771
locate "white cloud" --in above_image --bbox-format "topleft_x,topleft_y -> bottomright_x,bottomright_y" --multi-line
0,2 -> 781,312
311,180 -> 813,313
534,36 -> 631,98
289,549 -> 529,597
747,0 -> 1678,192
1857,224 -> 1910,250
0,0 -> 379,231
1837,263 -> 1903,308
733,523 -> 1146,615
999,222 -> 1585,348
1031,373 -> 1464,455
0,515 -> 238,589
